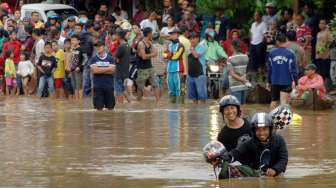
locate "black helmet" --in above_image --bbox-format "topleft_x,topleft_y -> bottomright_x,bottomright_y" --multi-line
251,112 -> 273,128
219,95 -> 241,114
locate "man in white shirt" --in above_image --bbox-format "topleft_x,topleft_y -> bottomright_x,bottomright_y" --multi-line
140,12 -> 159,34
249,11 -> 267,82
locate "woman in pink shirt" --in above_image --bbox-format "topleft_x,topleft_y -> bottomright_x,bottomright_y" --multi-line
297,64 -> 326,99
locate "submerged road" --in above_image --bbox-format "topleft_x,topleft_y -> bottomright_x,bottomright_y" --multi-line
0,97 -> 335,188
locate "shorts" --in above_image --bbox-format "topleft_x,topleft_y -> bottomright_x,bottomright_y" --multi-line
70,71 -> 82,90
54,78 -> 63,89
93,87 -> 115,110
63,76 -> 74,94
5,77 -> 14,87
154,75 -> 165,90
187,75 -> 208,100
271,85 -> 292,101
136,68 -> 155,89
114,77 -> 126,94
315,58 -> 331,79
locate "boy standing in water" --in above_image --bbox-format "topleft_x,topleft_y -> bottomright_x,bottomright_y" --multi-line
151,33 -> 166,102
36,42 -> 57,98
69,34 -> 86,100
166,28 -> 184,103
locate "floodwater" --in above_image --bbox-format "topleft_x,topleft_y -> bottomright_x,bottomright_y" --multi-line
0,97 -> 335,188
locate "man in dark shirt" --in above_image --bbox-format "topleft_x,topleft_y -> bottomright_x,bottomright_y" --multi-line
36,41 -> 57,98
115,29 -> 130,104
217,95 -> 251,165
90,41 -> 116,110
136,27 -> 157,100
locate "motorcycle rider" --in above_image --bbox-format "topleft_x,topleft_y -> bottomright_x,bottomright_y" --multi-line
217,95 -> 252,155
222,112 -> 288,177
201,29 -> 228,93
203,29 -> 227,62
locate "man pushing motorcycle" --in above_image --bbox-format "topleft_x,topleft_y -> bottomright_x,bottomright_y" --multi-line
204,105 -> 291,179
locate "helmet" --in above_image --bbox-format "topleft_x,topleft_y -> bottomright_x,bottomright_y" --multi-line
47,11 -> 58,19
205,28 -> 216,39
270,105 -> 293,129
251,112 -> 273,128
202,141 -> 226,163
120,20 -> 132,30
219,95 -> 241,113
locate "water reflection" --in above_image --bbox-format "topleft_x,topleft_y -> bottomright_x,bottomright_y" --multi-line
0,98 -> 334,187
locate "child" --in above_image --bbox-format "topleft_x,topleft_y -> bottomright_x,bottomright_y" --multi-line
63,39 -> 73,99
36,41 -> 57,98
4,50 -> 16,96
17,51 -> 34,96
51,40 -> 65,98
151,33 -> 166,102
69,34 -> 85,100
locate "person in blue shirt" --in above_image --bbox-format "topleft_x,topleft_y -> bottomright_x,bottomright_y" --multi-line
166,28 -> 184,103
267,32 -> 298,109
90,40 -> 116,110
186,32 -> 207,104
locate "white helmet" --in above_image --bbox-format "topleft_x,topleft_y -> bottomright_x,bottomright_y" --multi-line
203,141 -> 226,163
270,105 -> 293,129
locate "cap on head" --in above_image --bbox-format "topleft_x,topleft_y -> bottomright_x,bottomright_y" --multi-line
305,63 -> 317,71
67,16 -> 76,22
47,10 -> 58,19
266,2 -> 274,8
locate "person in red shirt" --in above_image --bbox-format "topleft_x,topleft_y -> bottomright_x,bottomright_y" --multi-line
105,29 -> 120,57
2,31 -> 21,65
295,14 -> 312,66
1,30 -> 21,95
221,29 -> 248,57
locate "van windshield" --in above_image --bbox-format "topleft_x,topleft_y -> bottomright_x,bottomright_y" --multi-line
45,9 -> 78,20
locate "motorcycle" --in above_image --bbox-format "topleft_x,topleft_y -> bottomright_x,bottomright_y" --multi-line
206,59 -> 225,99
203,141 -> 271,179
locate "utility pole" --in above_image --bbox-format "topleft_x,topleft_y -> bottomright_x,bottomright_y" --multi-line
293,0 -> 299,14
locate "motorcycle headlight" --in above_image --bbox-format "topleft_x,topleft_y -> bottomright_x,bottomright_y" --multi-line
209,64 -> 220,73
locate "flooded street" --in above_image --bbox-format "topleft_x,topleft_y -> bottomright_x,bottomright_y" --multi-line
0,97 -> 335,188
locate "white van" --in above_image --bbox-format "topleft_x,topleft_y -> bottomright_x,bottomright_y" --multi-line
21,3 -> 78,23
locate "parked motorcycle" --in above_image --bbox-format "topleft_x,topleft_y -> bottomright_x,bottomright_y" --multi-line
206,59 -> 225,99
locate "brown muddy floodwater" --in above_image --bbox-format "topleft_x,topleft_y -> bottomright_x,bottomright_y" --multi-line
0,97 -> 335,188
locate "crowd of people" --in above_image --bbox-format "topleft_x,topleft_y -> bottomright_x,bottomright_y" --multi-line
0,1 -> 334,110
